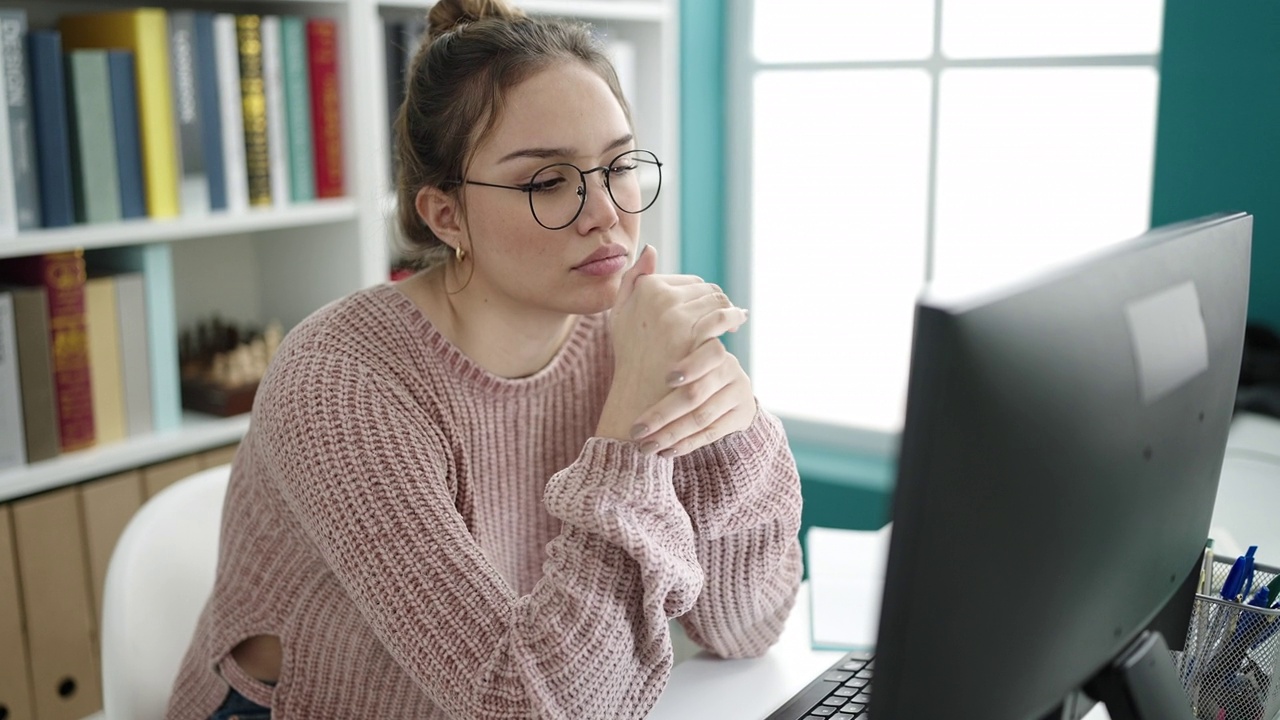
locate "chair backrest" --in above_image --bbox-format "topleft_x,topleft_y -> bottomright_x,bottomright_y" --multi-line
100,464 -> 230,720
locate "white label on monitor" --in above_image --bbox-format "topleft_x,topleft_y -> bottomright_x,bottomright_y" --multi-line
1124,281 -> 1209,405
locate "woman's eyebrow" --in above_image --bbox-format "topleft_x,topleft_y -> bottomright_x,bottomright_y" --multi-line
497,134 -> 635,164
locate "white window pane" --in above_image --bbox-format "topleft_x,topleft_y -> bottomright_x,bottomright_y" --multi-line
753,0 -> 934,63
932,68 -> 1159,295
751,70 -> 931,433
942,0 -> 1163,58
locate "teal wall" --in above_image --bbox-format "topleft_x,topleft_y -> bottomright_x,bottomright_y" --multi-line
1151,0 -> 1280,326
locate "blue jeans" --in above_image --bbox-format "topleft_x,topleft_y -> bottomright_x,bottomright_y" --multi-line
208,685 -> 271,720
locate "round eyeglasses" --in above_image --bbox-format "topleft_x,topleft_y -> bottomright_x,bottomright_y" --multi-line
462,149 -> 662,230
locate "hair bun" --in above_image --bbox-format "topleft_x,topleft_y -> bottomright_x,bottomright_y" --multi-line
427,0 -> 526,41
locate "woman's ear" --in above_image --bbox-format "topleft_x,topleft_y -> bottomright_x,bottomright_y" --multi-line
416,186 -> 464,247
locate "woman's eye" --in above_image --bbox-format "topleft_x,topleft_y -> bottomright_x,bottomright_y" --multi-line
524,177 -> 568,193
610,163 -> 637,175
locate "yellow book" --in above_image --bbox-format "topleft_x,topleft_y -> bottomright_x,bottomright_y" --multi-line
84,275 -> 127,444
60,9 -> 180,218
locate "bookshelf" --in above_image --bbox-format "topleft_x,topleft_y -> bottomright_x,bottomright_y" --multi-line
0,0 -> 680,502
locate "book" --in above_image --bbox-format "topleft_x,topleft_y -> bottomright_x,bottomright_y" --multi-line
84,275 -> 127,445
3,285 -> 57,461
280,16 -> 314,203
27,30 -> 74,228
0,292 -> 25,469
168,11 -> 210,215
0,252 -> 95,452
60,8 -> 181,219
65,50 -> 122,224
85,245 -> 180,432
0,10 -> 37,231
308,17 -> 344,198
237,15 -> 271,207
193,12 -> 226,212
261,15 -> 289,209
107,51 -> 146,220
214,14 -> 248,213
0,24 -> 16,241
112,272 -> 152,436
383,18 -> 406,182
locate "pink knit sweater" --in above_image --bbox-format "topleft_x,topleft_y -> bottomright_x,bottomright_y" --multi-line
166,284 -> 804,719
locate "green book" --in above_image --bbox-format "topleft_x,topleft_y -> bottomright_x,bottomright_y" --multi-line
281,16 -> 314,202
66,50 -> 122,223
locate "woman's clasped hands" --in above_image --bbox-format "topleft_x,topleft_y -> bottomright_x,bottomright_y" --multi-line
598,244 -> 756,459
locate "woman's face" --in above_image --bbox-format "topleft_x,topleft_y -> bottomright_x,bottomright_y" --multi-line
455,60 -> 642,316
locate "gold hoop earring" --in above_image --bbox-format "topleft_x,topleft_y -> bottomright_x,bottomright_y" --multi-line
455,245 -> 468,263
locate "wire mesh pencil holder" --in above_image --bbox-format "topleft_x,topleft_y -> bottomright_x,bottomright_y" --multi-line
1170,556 -> 1280,720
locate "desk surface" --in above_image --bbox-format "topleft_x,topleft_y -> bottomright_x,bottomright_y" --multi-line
654,582 -> 1113,720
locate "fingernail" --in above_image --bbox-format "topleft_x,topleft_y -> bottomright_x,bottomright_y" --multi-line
658,448 -> 676,459
640,441 -> 659,455
667,371 -> 685,386
630,424 -> 648,440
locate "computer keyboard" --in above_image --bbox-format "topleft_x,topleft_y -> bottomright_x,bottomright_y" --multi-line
763,650 -> 874,719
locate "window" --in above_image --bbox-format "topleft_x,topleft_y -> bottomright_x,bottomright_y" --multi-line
732,0 -> 1164,441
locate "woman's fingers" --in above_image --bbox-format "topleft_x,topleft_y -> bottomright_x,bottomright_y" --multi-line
664,338 -> 728,387
634,380 -> 738,457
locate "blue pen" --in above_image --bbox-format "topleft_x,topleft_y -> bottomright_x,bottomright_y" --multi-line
1221,546 -> 1258,602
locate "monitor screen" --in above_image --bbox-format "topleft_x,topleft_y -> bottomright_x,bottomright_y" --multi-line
872,213 -> 1253,720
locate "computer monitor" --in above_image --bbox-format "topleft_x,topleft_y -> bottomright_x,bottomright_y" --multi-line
873,212 -> 1253,720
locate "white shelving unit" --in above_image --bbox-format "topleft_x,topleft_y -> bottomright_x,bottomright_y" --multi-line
0,0 -> 680,503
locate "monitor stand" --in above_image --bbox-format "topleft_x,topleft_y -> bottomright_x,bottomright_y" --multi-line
1084,630 -> 1196,720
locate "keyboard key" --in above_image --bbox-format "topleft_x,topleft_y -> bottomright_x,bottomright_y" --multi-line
855,669 -> 874,679
833,687 -> 857,698
821,696 -> 845,707
842,702 -> 866,714
852,692 -> 871,704
840,661 -> 867,671
843,678 -> 869,689
807,707 -> 838,717
823,671 -> 854,683
832,714 -> 857,720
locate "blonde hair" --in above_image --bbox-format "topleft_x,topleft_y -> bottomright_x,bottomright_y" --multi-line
393,0 -> 633,269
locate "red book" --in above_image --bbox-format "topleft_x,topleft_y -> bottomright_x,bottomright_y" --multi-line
0,252 -> 95,451
307,18 -> 344,198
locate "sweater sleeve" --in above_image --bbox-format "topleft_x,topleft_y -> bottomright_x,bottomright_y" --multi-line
671,405 -> 804,658
256,350 -> 703,719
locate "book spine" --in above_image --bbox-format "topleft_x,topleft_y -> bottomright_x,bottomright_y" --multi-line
214,14 -> 248,213
193,12 -> 226,212
261,16 -> 289,209
383,19 -> 405,185
65,50 -> 122,224
237,15 -> 271,207
112,272 -> 152,436
84,276 -> 126,444
0,27 -> 16,241
308,18 -> 344,198
7,286 -> 58,461
168,11 -> 208,216
0,11 -> 39,230
106,51 -> 146,220
59,9 -> 181,219
281,16 -> 314,203
0,292 -> 26,469
27,31 -> 74,228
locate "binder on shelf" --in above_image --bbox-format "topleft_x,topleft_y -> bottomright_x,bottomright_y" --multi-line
84,274 -> 127,445
78,469 -> 144,632
85,245 -> 181,432
281,15 -> 315,203
4,284 -> 58,462
0,252 -> 95,452
169,11 -> 210,216
114,272 -> 153,437
28,30 -> 75,229
192,12 -> 227,212
60,8 -> 181,219
214,14 -> 249,213
107,50 -> 147,221
0,504 -> 36,720
308,17 -> 344,198
12,487 -> 103,720
66,50 -> 122,225
0,9 -> 41,231
0,291 -> 26,470
262,15 -> 290,209
142,453 -> 201,499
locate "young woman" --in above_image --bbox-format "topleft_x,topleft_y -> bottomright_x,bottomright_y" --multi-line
168,1 -> 803,717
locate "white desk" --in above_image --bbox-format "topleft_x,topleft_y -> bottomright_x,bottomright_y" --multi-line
654,582 -> 1112,719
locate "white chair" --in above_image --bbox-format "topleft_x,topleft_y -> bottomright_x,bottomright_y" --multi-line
100,464 -> 230,720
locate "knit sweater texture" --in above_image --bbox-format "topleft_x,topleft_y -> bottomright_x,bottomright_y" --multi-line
165,283 -> 804,719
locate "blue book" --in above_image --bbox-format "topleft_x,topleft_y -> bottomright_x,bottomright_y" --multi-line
192,12 -> 226,211
107,51 -> 146,220
27,30 -> 74,228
